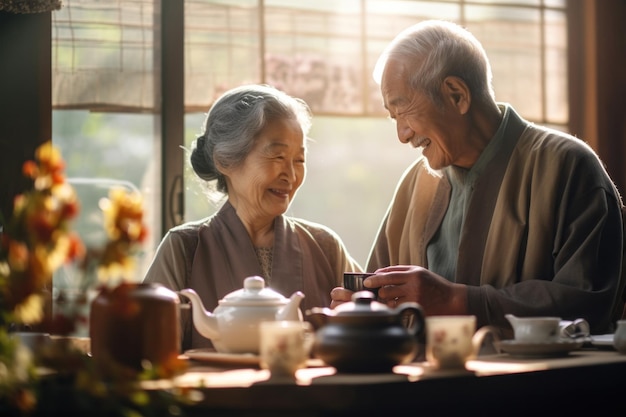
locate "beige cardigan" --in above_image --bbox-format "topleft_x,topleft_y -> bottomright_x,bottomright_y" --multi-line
367,105 -> 624,333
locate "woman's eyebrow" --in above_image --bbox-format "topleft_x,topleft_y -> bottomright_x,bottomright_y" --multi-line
264,142 -> 288,151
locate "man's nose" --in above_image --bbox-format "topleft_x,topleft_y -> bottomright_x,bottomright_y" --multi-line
396,121 -> 414,144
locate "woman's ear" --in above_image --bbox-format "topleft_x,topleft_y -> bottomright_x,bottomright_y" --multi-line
214,159 -> 229,176
442,76 -> 470,115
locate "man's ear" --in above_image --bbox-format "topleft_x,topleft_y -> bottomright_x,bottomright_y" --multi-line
442,76 -> 470,115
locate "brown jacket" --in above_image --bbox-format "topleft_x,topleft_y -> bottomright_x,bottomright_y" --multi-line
367,105 -> 624,334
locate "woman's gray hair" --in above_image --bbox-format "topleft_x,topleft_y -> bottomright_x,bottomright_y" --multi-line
190,84 -> 312,198
373,20 -> 495,108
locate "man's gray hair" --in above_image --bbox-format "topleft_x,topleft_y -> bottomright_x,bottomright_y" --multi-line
373,20 -> 495,107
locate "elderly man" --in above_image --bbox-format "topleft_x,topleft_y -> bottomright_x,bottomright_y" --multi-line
332,20 -> 624,335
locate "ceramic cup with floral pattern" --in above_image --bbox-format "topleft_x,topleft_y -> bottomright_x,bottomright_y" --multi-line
259,320 -> 313,378
425,315 -> 497,370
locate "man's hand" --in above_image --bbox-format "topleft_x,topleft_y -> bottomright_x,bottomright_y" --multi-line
330,287 -> 354,309
364,265 -> 468,315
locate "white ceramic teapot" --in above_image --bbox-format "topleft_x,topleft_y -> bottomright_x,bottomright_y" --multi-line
179,276 -> 304,354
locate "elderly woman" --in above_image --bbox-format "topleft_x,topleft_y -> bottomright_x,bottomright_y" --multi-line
143,84 -> 362,349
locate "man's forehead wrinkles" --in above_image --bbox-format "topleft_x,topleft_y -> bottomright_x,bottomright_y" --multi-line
386,95 -> 407,111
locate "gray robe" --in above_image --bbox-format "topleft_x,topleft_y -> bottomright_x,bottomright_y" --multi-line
144,201 -> 362,349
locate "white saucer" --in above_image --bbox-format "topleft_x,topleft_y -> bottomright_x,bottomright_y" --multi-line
183,348 -> 260,366
496,339 -> 583,357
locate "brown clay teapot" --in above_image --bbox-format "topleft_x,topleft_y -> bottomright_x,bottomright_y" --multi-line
90,282 -> 181,375
306,291 -> 425,373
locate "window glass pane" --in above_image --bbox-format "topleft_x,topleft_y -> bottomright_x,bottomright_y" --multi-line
545,9 -> 568,124
366,0 -> 460,24
289,116 -> 418,264
267,0 -> 361,13
51,110 -> 160,336
186,0 -> 260,112
264,2 -> 363,114
52,111 -> 160,283
544,0 -> 566,7
184,113 -> 218,219
466,6 -> 543,121
366,36 -> 392,115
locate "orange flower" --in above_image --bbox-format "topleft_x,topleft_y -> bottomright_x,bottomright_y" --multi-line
95,187 -> 148,283
66,232 -> 86,260
11,387 -> 37,414
1,141 -> 84,325
0,140 -> 163,415
32,141 -> 66,190
7,241 -> 29,272
2,140 -> 149,325
22,160 -> 38,178
101,188 -> 147,242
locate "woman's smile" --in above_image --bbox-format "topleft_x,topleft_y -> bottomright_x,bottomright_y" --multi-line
269,187 -> 291,198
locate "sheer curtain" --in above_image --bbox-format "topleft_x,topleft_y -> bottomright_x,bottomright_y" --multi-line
52,0 -> 157,112
52,0 -> 567,123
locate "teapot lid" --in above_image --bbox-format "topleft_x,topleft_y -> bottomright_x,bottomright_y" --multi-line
332,291 -> 392,317
219,276 -> 288,306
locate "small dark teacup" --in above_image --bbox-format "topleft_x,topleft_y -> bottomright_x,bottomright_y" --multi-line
343,272 -> 378,299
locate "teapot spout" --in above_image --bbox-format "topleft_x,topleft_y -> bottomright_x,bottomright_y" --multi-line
277,291 -> 305,321
179,288 -> 220,342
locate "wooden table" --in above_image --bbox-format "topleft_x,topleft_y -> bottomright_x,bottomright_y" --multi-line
166,347 -> 626,416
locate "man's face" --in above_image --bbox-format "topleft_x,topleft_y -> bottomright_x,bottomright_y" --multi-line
380,59 -> 467,170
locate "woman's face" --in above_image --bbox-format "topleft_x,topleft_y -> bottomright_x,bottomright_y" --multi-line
224,117 -> 306,222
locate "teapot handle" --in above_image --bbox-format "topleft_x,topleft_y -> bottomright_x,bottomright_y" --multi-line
396,302 -> 425,337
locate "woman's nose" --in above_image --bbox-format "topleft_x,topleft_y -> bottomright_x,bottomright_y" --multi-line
283,161 -> 296,181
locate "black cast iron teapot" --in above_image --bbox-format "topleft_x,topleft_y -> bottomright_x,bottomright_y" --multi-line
306,291 -> 425,373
